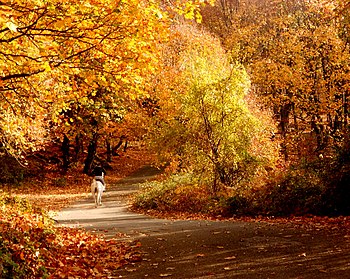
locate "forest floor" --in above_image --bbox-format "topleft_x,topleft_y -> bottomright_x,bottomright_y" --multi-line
55,165 -> 350,279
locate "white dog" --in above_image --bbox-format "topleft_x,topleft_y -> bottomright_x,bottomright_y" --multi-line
91,176 -> 105,207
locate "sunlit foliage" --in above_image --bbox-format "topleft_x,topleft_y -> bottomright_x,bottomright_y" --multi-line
147,23 -> 278,192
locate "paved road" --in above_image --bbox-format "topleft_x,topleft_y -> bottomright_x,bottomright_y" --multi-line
55,166 -> 350,278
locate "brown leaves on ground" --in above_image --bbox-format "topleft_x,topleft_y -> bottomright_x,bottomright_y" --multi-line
254,215 -> 350,233
46,228 -> 140,278
0,194 -> 140,278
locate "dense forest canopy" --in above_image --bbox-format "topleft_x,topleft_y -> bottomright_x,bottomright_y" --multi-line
0,0 -> 349,215
0,0 -> 170,158
201,0 -> 350,162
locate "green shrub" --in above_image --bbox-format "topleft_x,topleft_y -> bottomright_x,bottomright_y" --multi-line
54,177 -> 67,187
319,170 -> 350,216
132,174 -> 222,214
133,153 -> 350,217
247,157 -> 350,216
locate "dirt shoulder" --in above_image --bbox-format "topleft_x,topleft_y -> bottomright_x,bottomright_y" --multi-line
55,166 -> 350,279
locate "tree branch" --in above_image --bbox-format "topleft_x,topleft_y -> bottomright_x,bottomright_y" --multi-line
0,69 -> 44,81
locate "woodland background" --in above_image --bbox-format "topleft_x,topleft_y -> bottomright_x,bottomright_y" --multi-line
1,0 -> 350,277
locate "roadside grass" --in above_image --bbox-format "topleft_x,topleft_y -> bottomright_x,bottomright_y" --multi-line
132,154 -> 350,219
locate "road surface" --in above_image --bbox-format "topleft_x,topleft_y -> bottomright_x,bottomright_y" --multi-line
55,166 -> 350,278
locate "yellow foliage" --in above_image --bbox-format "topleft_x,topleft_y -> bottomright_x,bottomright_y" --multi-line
0,0 -> 173,156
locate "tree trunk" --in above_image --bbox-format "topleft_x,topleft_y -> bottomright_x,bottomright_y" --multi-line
311,115 -> 325,152
73,133 -> 83,162
61,134 -> 70,172
106,136 -> 112,162
123,140 -> 128,152
83,133 -> 99,175
112,135 -> 126,156
279,103 -> 292,161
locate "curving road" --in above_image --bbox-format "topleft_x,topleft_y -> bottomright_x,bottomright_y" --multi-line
55,166 -> 350,279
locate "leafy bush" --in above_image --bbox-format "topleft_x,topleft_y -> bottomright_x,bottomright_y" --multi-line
133,174 -> 224,214
242,156 -> 350,217
222,195 -> 251,216
134,151 -> 350,218
320,173 -> 350,216
317,139 -> 350,216
0,194 -> 54,278
251,181 -> 322,216
0,156 -> 28,185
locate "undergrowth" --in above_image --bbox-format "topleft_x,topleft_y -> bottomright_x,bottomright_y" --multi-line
132,157 -> 350,218
132,174 -> 228,215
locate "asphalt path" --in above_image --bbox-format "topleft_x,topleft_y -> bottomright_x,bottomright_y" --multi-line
55,166 -> 350,278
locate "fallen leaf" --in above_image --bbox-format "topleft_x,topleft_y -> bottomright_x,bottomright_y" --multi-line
224,256 -> 236,260
166,267 -> 175,270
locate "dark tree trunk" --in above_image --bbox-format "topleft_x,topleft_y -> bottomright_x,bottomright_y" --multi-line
112,135 -> 126,156
279,103 -> 292,161
61,134 -> 70,172
83,133 -> 99,175
311,115 -> 325,152
106,137 -> 112,162
73,133 -> 83,162
123,140 -> 128,152
279,103 -> 292,137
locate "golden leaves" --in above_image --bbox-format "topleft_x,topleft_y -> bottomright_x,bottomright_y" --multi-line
5,21 -> 18,32
217,0 -> 350,159
172,0 -> 214,23
0,0 -> 174,156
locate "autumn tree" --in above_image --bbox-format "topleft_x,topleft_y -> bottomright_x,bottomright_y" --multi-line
146,23 -> 278,193
0,0 -> 169,164
202,0 -> 350,162
198,0 -> 350,215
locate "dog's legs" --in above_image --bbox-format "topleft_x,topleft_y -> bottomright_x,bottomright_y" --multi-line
94,189 -> 98,207
97,190 -> 102,206
98,181 -> 103,206
91,180 -> 103,207
91,181 -> 98,207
